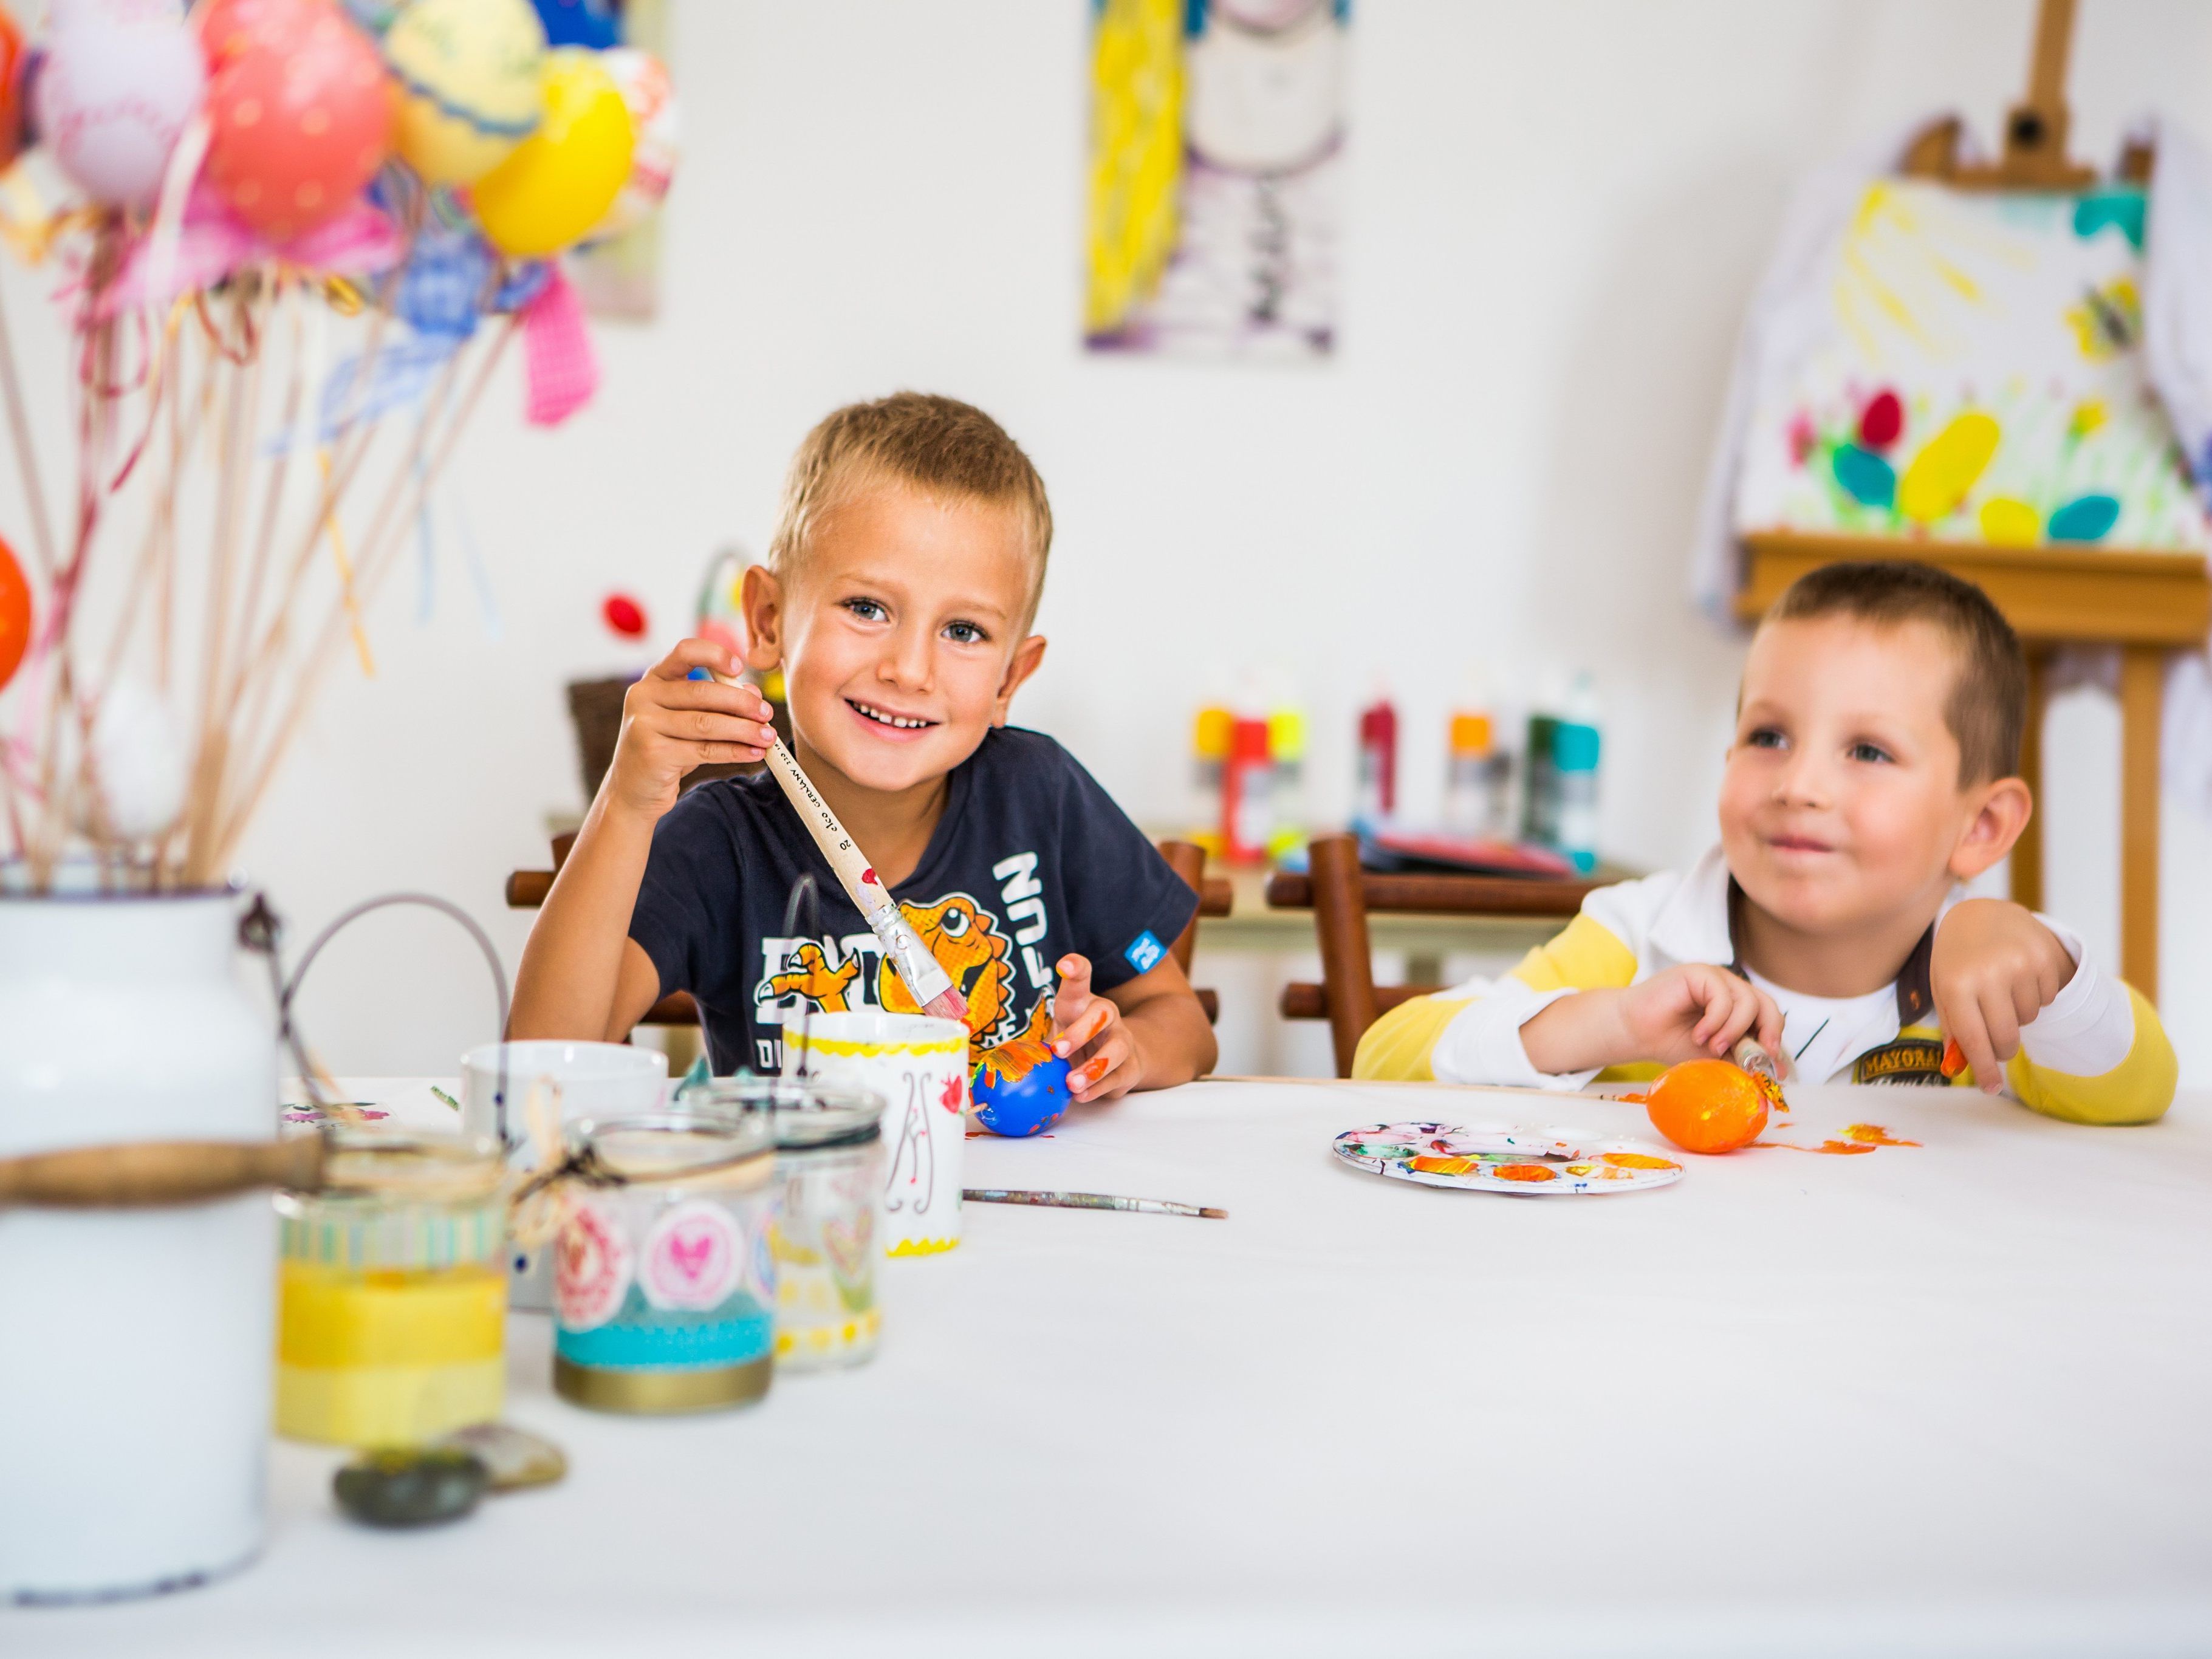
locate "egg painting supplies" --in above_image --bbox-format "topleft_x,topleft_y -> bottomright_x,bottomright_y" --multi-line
1645,1056 -> 1779,1154
550,1109 -> 780,1414
964,1189 -> 1227,1220
782,1010 -> 969,1256
708,668 -> 968,1025
273,1131 -> 509,1448
970,1030 -> 1072,1138
1332,1122 -> 1684,1196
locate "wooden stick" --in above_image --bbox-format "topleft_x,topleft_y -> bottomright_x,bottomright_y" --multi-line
211,323 -> 513,866
0,248 -> 58,581
0,1136 -> 323,1208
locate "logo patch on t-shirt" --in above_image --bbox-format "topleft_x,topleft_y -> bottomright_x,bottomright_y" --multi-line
1123,930 -> 1165,975
1853,1037 -> 1947,1086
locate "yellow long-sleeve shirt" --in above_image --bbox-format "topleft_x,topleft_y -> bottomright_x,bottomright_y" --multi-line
1354,847 -> 2174,1126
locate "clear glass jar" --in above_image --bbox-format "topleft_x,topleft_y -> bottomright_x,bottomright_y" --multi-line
551,1106 -> 778,1414
274,1129 -> 508,1448
699,1077 -> 887,1372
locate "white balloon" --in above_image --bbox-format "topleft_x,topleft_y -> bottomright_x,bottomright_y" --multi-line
89,679 -> 188,843
35,1 -> 205,208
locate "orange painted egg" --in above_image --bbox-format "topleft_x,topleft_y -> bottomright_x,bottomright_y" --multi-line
1645,1058 -> 1769,1154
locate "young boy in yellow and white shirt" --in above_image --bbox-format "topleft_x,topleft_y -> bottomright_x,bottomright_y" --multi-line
1355,563 -> 2175,1124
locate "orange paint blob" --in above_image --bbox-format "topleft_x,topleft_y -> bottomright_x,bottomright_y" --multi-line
1600,1151 -> 1678,1171
1843,1123 -> 1920,1148
1409,1155 -> 1484,1177
1644,1059 -> 1770,1154
1487,1163 -> 1557,1183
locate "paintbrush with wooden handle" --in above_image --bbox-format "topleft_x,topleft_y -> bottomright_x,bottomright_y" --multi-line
711,668 -> 968,1024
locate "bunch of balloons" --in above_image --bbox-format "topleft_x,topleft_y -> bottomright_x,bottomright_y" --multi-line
21,0 -> 676,262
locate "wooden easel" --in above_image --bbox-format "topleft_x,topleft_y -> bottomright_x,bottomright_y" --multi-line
1736,0 -> 2212,1005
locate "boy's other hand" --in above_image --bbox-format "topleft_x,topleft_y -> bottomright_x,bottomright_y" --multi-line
1932,898 -> 2076,1093
1615,963 -> 1785,1070
1049,954 -> 1143,1103
606,640 -> 776,821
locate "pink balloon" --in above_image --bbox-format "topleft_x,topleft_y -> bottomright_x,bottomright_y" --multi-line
202,0 -> 391,241
35,0 -> 205,208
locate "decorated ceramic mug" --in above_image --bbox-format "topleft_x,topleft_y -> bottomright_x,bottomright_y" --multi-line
782,1011 -> 968,1256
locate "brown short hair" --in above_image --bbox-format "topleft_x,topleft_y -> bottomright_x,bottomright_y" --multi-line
768,392 -> 1054,626
1765,561 -> 2026,784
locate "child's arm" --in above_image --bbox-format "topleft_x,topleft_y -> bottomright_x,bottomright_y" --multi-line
1047,953 -> 1216,1101
1933,898 -> 2176,1124
510,640 -> 775,1041
1517,965 -> 1783,1077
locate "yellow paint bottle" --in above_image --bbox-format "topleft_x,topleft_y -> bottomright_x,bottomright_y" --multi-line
275,1132 -> 508,1448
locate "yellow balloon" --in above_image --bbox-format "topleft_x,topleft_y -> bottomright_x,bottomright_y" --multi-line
1978,497 -> 2041,546
385,0 -> 548,187
1897,412 -> 2000,526
471,50 -> 634,259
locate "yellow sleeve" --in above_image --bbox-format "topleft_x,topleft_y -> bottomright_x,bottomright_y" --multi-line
2001,983 -> 2177,1126
1351,913 -> 1639,1082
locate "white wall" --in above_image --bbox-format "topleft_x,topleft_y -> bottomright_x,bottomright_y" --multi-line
18,1 -> 2212,1083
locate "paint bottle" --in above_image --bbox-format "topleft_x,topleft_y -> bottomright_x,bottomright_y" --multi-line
1267,705 -> 1306,861
1354,687 -> 1397,826
1222,712 -> 1274,864
275,1131 -> 508,1448
1443,674 -> 1513,840
1554,672 -> 1603,873
1190,704 -> 1233,860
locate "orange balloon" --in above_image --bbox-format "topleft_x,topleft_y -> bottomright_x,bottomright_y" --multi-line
0,534 -> 30,693
1645,1058 -> 1770,1154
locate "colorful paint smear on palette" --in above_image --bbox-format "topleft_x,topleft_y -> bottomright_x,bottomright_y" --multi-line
1332,1122 -> 1684,1196
282,1103 -> 389,1123
1736,180 -> 2208,553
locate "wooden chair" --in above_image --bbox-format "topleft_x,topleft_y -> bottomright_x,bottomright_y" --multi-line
505,835 -> 1232,1028
1268,832 -> 1602,1077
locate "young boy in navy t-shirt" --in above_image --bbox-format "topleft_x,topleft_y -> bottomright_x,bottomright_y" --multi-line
512,393 -> 1216,1096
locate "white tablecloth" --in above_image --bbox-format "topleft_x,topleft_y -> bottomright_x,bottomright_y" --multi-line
18,1077 -> 2212,1658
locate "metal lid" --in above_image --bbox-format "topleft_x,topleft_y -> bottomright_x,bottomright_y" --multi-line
690,1076 -> 886,1151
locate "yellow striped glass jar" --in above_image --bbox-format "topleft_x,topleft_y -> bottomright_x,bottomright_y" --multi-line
274,1132 -> 507,1448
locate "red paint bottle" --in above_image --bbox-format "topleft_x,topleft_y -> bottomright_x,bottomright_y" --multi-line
1355,692 -> 1397,825
1221,714 -> 1274,865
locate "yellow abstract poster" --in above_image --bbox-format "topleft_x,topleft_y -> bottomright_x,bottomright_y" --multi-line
1085,0 -> 1347,359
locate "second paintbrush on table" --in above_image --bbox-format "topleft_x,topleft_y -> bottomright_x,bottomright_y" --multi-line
964,1188 -> 1226,1220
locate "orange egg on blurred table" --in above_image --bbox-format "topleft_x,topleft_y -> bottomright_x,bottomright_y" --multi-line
1644,1058 -> 1770,1154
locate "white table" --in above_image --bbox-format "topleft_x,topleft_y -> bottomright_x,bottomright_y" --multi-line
19,1077 -> 2212,1657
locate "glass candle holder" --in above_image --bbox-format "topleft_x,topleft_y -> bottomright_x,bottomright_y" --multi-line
551,1107 -> 778,1414
699,1077 -> 887,1372
275,1130 -> 508,1449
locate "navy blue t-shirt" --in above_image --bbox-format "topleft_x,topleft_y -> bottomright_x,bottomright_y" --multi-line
628,727 -> 1199,1075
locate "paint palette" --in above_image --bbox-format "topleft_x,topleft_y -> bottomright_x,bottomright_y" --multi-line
1332,1121 -> 1684,1196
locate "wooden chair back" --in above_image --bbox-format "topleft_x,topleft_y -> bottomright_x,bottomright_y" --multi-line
506,835 -> 1233,1029
1269,832 -> 1600,1077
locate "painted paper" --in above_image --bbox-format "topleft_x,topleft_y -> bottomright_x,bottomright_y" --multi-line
1085,0 -> 1346,358
1735,180 -> 2209,552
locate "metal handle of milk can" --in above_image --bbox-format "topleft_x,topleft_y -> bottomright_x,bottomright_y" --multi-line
242,892 -> 512,1135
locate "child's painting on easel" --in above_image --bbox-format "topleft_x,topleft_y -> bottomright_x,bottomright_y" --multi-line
1734,177 -> 2208,554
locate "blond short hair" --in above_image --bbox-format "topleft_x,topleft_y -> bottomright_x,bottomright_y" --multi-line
767,392 -> 1054,626
1765,561 -> 2026,785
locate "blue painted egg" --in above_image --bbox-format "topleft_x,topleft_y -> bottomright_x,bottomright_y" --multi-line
970,1044 -> 1071,1138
